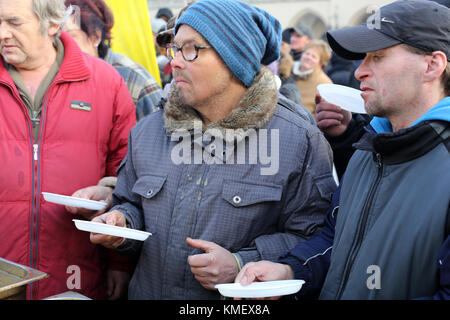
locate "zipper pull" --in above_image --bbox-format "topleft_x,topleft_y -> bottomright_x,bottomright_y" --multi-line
33,144 -> 38,161
375,153 -> 382,168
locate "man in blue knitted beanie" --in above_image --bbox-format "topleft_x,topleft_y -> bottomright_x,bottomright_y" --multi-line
173,0 -> 281,88
89,0 -> 336,299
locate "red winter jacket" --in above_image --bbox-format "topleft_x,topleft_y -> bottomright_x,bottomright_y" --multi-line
0,32 -> 136,300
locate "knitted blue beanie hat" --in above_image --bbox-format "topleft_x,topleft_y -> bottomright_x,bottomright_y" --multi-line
175,0 -> 282,87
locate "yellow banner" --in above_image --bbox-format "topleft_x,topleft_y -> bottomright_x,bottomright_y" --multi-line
104,0 -> 161,86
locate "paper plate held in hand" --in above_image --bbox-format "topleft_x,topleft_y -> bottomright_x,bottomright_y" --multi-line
72,219 -> 152,241
215,280 -> 305,298
42,192 -> 107,211
317,83 -> 366,114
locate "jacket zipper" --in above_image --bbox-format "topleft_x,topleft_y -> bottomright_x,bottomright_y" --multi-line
336,153 -> 383,299
30,96 -> 51,299
33,144 -> 39,160
29,140 -> 39,299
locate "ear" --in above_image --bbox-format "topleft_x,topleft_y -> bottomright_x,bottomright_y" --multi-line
89,29 -> 103,47
48,23 -> 60,38
423,51 -> 447,83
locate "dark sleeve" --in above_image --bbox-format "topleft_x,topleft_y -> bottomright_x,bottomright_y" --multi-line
415,235 -> 450,300
277,184 -> 341,299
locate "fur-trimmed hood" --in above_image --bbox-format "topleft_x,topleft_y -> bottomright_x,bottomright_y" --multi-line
163,66 -> 278,142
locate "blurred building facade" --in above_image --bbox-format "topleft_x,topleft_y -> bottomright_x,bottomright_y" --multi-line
148,0 -> 394,39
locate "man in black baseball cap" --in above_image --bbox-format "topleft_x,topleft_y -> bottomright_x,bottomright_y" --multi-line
315,0 -> 449,175
235,0 -> 450,300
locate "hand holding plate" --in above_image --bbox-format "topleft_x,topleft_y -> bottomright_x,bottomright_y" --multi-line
90,210 -> 127,249
65,185 -> 113,219
315,93 -> 352,137
233,260 -> 294,300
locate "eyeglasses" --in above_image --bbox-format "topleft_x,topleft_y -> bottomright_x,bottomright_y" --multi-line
166,43 -> 211,62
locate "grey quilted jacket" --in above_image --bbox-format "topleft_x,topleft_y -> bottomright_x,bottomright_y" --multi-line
112,68 -> 336,299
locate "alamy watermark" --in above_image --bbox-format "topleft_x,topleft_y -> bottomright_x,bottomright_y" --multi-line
66,265 -> 81,290
65,263 -> 381,293
170,121 -> 280,175
366,265 -> 381,290
366,5 -> 381,30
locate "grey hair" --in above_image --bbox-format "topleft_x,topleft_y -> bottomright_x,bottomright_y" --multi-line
32,0 -> 73,37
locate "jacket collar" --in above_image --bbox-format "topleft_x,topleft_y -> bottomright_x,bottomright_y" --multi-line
370,97 -> 450,133
54,31 -> 90,82
355,120 -> 450,164
163,66 -> 278,143
0,31 -> 90,85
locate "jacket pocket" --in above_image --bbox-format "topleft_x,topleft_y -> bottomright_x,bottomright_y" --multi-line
222,180 -> 282,207
314,174 -> 336,200
132,175 -> 166,199
131,175 -> 167,234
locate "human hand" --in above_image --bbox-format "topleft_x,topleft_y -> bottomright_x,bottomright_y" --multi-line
65,185 -> 113,220
234,260 -> 294,300
186,238 -> 239,290
89,210 -> 127,249
315,93 -> 352,137
106,269 -> 131,300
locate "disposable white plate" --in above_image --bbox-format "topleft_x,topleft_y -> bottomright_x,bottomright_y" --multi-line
215,280 -> 305,298
43,291 -> 92,300
317,83 -> 366,114
72,219 -> 152,241
42,192 -> 107,211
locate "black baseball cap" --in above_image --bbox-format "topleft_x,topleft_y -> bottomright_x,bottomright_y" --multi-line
327,0 -> 450,61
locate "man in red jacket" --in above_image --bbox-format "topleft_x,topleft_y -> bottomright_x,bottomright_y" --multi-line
0,0 -> 135,299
